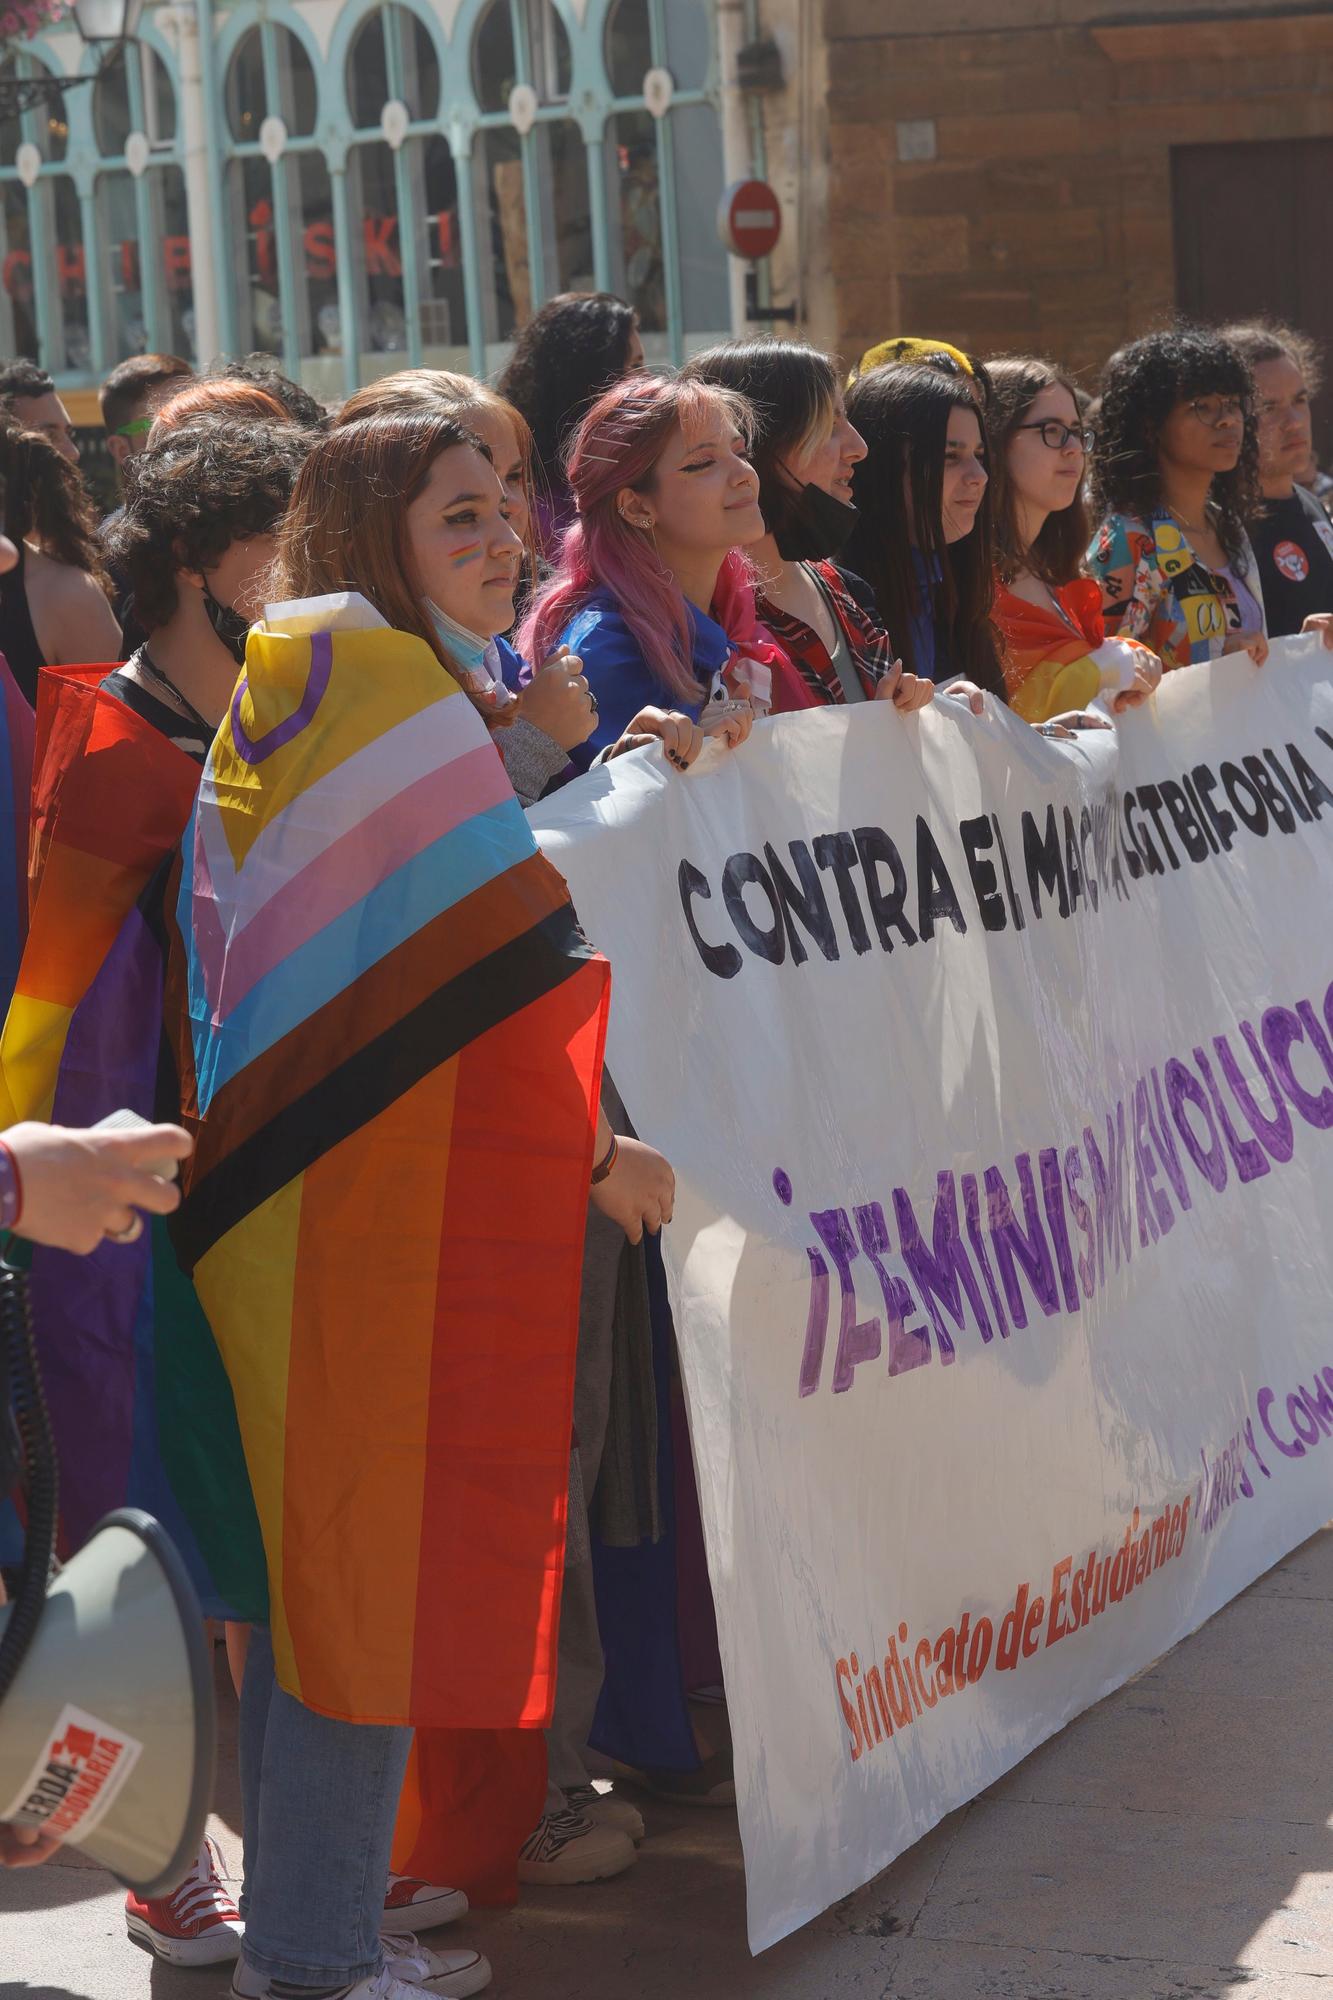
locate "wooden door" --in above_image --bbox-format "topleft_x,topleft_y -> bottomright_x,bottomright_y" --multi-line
1172,138 -> 1333,459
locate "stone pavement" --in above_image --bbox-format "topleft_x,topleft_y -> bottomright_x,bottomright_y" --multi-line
5,1526 -> 1333,2000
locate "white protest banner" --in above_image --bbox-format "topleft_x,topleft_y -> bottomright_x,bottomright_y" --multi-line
530,637 -> 1333,1953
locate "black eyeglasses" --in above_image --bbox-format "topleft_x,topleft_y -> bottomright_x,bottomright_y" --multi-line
1015,420 -> 1095,452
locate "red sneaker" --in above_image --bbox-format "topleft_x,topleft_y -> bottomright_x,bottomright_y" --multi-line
125,1836 -> 243,1965
381,1871 -> 469,1934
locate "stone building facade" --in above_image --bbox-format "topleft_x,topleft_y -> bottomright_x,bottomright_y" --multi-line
6,0 -> 1328,439
753,0 -> 1333,430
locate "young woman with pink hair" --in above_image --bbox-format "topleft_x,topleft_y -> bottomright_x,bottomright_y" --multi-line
516,372 -> 775,1837
518,373 -> 770,772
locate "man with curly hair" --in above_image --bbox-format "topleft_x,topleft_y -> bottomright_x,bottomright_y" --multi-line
102,411 -> 310,761
1220,321 -> 1333,644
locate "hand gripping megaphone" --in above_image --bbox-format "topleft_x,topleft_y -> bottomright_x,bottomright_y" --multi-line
0,1260 -> 216,1895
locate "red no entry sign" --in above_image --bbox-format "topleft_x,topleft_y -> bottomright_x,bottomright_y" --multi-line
717,178 -> 782,260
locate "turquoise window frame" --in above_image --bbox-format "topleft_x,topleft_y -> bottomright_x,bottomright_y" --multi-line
0,21 -> 189,384
231,0 -> 725,386
215,2 -> 329,383
0,0 -> 729,394
326,0 -> 456,399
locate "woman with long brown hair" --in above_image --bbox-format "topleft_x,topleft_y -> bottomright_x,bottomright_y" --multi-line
842,362 -> 1006,695
0,415 -> 120,703
334,372 -> 595,793
276,406 -> 673,1247
984,357 -> 1160,723
209,406 -> 679,2000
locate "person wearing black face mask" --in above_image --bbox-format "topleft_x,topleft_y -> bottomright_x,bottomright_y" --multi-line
201,574 -> 257,669
101,413 -> 310,762
683,338 -> 934,714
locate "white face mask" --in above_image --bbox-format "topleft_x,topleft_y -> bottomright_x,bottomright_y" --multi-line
423,596 -> 516,716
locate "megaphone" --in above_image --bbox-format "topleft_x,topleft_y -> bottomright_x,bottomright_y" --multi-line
0,1235 -> 216,1898
0,1506 -> 216,1895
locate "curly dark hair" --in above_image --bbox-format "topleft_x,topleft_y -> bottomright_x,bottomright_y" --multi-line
497,291 -> 639,491
211,355 -> 329,433
1089,326 -> 1261,567
844,364 -> 1005,695
0,414 -> 108,585
682,337 -> 842,550
984,356 -> 1091,587
106,412 -> 312,631
0,359 -> 55,405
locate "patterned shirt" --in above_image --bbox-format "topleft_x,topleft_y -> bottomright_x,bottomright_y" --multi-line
1085,509 -> 1265,670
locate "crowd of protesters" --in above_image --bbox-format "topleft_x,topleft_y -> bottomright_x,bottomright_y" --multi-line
0,297 -> 1331,2000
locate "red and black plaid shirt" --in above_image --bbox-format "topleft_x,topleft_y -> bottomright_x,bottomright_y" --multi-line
757,561 -> 895,708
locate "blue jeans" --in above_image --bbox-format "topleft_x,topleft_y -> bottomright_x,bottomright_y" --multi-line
237,1626 -> 413,1987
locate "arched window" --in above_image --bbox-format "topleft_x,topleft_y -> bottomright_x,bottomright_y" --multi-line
0,38 -> 197,380
0,51 -> 72,367
223,21 -> 334,386
470,0 -> 590,359
93,46 -> 194,365
343,4 -> 464,378
462,0 -> 729,369
603,0 -> 728,360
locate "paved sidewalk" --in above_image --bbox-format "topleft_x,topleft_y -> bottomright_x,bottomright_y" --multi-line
5,1526 -> 1333,2000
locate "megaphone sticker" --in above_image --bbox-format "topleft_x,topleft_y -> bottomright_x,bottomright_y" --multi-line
1,1702 -> 144,1841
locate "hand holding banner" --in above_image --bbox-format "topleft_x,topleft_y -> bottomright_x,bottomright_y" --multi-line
532,638 -> 1333,1952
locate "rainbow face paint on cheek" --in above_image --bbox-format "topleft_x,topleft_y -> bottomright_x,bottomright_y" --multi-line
450,542 -> 484,568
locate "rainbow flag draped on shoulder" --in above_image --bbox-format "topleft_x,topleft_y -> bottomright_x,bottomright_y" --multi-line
0,653 -> 33,1012
12,661 -> 262,1603
164,598 -> 609,1728
995,579 -> 1155,727
0,664 -> 198,1124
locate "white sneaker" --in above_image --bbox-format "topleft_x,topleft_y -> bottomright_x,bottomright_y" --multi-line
565,1782 -> 646,1844
381,1932 -> 491,1998
230,1934 -> 490,2000
382,1872 -> 469,1933
516,1805 -> 637,1886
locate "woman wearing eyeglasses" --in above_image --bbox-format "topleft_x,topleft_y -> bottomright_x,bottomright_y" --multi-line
985,358 -> 1161,723
1086,327 -> 1267,671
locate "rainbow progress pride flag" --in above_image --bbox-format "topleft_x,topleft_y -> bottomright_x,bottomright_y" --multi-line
165,609 -> 609,1727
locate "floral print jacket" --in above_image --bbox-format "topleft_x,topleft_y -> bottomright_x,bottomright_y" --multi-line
1085,509 -> 1265,670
